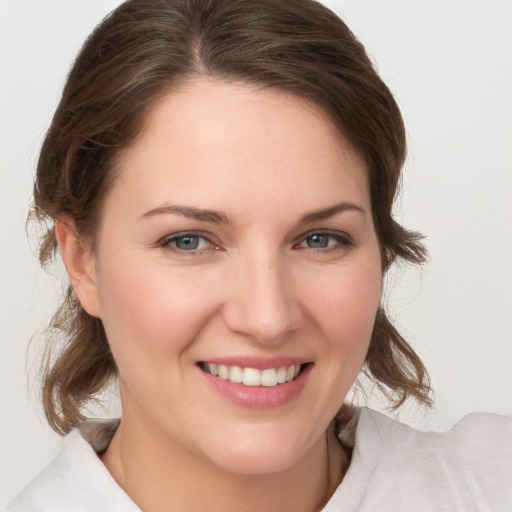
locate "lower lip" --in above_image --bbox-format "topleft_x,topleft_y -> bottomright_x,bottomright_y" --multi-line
199,364 -> 312,409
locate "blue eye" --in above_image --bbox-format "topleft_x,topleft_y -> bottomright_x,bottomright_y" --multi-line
159,233 -> 212,252
305,233 -> 331,248
297,232 -> 352,251
173,235 -> 201,250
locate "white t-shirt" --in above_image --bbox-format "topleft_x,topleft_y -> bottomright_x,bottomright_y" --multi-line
7,408 -> 512,512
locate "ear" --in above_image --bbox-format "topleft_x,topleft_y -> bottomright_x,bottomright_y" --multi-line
55,218 -> 101,317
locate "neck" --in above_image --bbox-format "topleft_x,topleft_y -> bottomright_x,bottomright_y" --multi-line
101,413 -> 349,512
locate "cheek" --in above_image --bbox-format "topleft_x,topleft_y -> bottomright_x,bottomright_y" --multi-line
297,256 -> 381,421
94,255 -> 220,371
308,260 -> 381,353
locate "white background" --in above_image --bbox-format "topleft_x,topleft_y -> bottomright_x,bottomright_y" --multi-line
1,0 -> 511,506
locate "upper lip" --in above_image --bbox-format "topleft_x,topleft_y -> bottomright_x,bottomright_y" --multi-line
198,357 -> 312,370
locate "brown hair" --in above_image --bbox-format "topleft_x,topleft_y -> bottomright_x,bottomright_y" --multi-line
34,0 -> 431,434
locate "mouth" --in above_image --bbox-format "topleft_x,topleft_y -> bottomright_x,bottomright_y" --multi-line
198,362 -> 310,388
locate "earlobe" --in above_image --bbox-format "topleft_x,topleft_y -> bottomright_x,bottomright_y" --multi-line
54,218 -> 101,317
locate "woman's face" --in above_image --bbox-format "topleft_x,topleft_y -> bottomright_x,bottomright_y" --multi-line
83,79 -> 382,474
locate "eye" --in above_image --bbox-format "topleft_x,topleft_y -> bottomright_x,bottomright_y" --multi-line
295,231 -> 353,251
304,233 -> 332,249
159,232 -> 216,253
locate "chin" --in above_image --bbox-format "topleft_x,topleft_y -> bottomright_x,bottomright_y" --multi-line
198,426 -> 317,476
211,448 -> 301,476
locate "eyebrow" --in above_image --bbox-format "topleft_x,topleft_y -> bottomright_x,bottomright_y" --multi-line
298,202 -> 366,224
140,205 -> 230,223
139,201 -> 365,224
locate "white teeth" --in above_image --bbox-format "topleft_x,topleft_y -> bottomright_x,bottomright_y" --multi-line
243,368 -> 261,386
229,365 -> 243,383
203,363 -> 303,387
261,368 -> 277,387
218,364 -> 229,380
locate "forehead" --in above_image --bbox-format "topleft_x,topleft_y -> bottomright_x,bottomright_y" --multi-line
109,79 -> 370,219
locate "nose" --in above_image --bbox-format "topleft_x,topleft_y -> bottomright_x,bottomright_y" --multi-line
222,252 -> 303,344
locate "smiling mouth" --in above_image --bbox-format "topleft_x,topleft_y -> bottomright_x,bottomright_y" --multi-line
199,362 -> 309,388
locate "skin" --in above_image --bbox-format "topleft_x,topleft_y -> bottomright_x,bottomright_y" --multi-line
56,79 -> 383,512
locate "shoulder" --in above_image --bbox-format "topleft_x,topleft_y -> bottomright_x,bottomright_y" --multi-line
327,408 -> 512,512
445,410 -> 512,458
364,408 -> 512,471
365,408 -> 512,507
362,406 -> 512,448
7,421 -> 139,512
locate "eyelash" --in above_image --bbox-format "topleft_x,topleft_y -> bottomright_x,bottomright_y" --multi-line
157,230 -> 353,255
158,232 -> 218,255
294,231 -> 354,253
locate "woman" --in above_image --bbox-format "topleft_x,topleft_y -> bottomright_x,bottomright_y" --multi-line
7,0 -> 511,511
